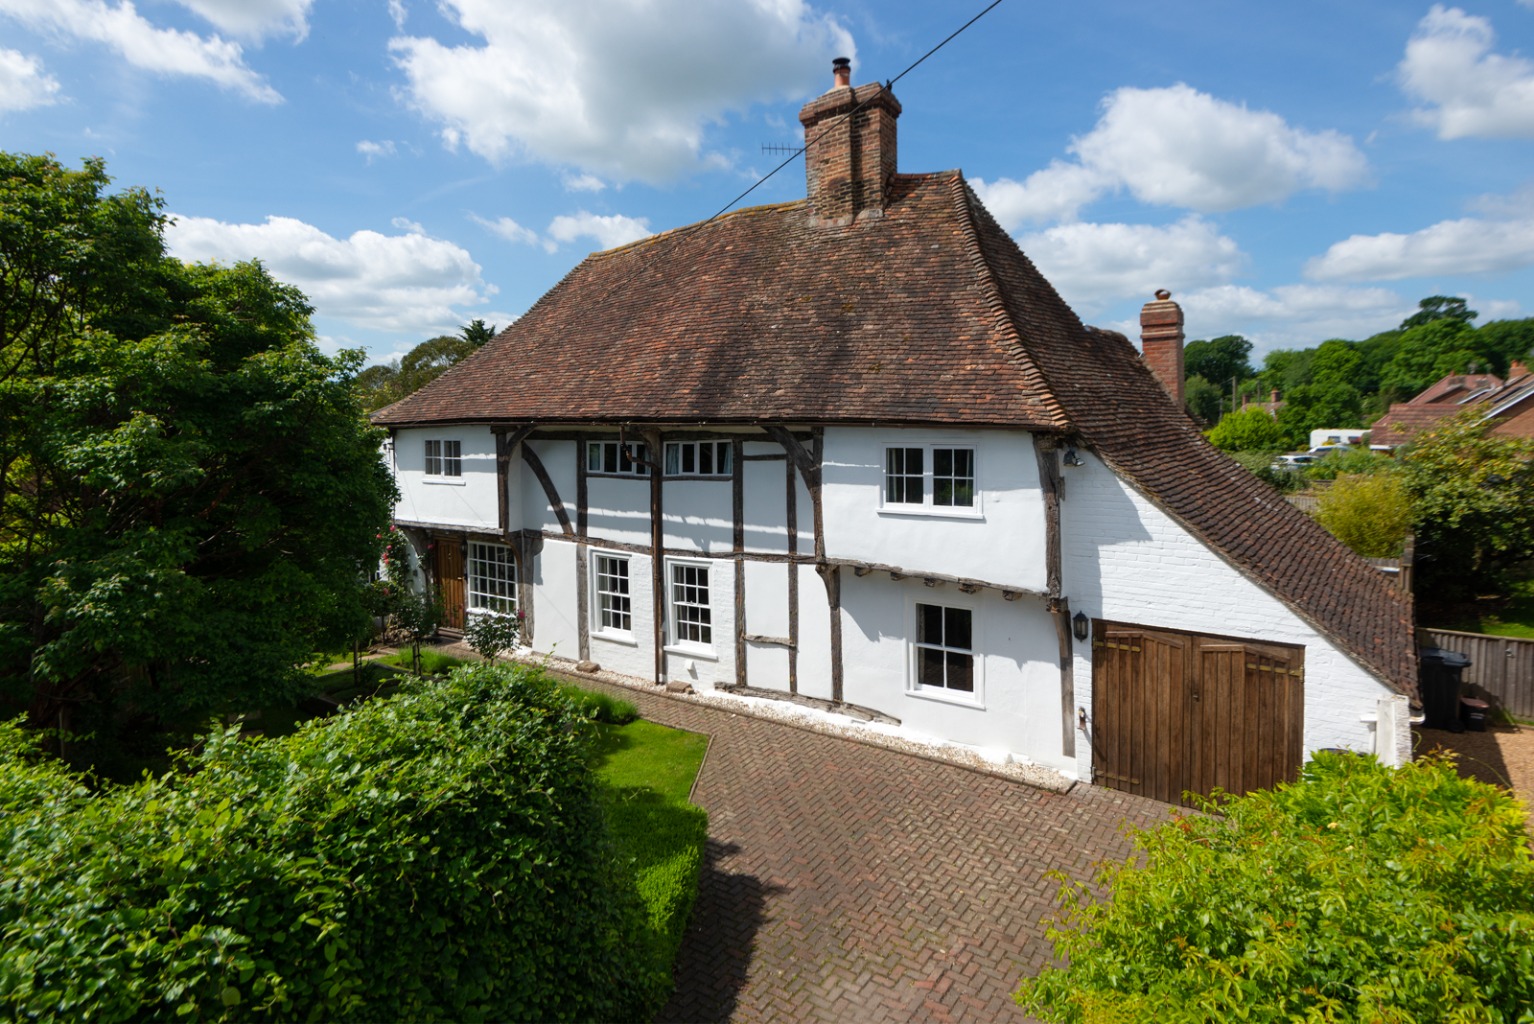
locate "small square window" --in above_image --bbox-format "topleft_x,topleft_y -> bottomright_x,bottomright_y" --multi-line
884,444 -> 975,511
425,439 -> 462,477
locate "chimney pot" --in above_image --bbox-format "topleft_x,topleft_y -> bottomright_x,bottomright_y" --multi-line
832,56 -> 851,88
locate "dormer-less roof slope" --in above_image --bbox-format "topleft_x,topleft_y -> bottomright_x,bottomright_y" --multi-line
374,174 -> 1417,699
373,172 -> 1067,430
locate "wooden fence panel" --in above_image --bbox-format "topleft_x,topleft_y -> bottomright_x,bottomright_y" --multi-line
1421,629 -> 1534,720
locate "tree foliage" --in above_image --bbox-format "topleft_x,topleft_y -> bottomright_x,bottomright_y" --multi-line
1206,407 -> 1288,452
0,663 -> 669,1021
1401,411 -> 1534,595
1016,752 -> 1534,1023
1315,471 -> 1412,558
1400,294 -> 1477,331
353,320 -> 499,412
0,153 -> 395,745
1183,374 -> 1222,425
1183,335 -> 1253,395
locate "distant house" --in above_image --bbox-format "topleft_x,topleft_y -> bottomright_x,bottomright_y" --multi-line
1370,365 -> 1530,448
373,60 -> 1418,804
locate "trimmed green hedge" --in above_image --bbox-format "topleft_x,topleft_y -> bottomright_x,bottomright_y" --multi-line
0,664 -> 666,1021
1017,752 -> 1534,1023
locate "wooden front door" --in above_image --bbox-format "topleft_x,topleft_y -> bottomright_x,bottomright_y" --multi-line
434,538 -> 467,630
1092,623 -> 1304,805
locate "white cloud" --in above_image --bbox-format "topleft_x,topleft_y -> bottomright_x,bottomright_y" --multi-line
974,84 -> 1367,229
1399,5 -> 1534,139
1174,284 -> 1413,352
387,0 -> 407,29
165,214 -> 492,335
1305,190 -> 1534,281
1017,217 -> 1244,310
389,0 -> 854,182
972,162 -> 1107,227
0,0 -> 279,102
471,213 -> 539,246
173,0 -> 312,41
562,173 -> 606,193
545,210 -> 651,252
0,48 -> 59,111
390,216 -> 424,233
356,139 -> 397,163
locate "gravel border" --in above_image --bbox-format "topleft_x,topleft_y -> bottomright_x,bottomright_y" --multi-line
455,645 -> 1078,794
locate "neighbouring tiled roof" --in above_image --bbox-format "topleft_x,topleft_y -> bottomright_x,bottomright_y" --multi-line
1372,369 -> 1534,447
1412,373 -> 1502,405
374,172 -> 1417,700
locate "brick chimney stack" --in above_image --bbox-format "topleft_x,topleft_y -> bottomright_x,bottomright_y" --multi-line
1140,289 -> 1185,407
799,57 -> 901,225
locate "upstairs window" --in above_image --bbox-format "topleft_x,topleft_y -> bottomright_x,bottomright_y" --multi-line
586,440 -> 649,476
665,440 -> 733,477
425,439 -> 462,477
884,444 -> 975,510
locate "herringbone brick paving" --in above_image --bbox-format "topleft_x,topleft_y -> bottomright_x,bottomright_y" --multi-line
572,677 -> 1170,1023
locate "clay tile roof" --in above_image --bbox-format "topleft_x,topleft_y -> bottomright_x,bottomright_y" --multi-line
374,172 -> 1417,700
374,173 -> 1067,430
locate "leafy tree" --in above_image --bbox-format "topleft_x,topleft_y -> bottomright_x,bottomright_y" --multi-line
1257,346 -> 1316,398
460,317 -> 498,347
353,359 -> 402,411
1316,472 -> 1411,557
1182,334 -> 1253,397
1379,317 -> 1490,399
1401,411 -> 1534,597
1016,752 -> 1534,1022
1206,407 -> 1288,452
1400,294 -> 1477,331
1182,373 -> 1222,425
1477,318 -> 1534,374
0,153 -> 395,749
1274,380 -> 1364,448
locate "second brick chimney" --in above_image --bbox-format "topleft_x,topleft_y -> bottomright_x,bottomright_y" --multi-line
1140,290 -> 1185,407
799,57 -> 902,225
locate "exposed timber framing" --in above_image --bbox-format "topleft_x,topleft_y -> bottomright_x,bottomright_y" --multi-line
1034,435 -> 1075,758
520,443 -> 574,538
732,438 -> 747,689
491,425 -> 533,538
575,442 -> 590,661
785,448 -> 799,693
647,429 -> 665,685
712,683 -> 900,726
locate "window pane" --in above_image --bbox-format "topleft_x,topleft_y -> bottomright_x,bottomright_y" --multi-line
945,607 -> 972,650
934,479 -> 953,506
934,448 -> 952,476
917,603 -> 943,644
918,647 -> 946,688
699,443 -> 713,475
665,444 -> 679,475
946,652 -> 974,692
682,444 -> 695,474
587,443 -> 601,472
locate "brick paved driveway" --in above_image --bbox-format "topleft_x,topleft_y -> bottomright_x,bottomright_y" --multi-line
576,680 -> 1170,1023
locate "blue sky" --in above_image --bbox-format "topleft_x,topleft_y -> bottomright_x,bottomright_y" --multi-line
2,0 -> 1531,364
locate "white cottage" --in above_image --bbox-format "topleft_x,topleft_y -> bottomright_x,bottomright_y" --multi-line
374,60 -> 1418,803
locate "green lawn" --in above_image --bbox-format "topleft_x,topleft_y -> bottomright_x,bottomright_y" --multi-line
591,718 -> 710,996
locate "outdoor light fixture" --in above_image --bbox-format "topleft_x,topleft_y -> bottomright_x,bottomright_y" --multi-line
1072,611 -> 1090,642
1062,447 -> 1084,467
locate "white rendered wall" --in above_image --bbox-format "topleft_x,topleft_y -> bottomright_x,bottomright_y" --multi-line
820,427 -> 1048,589
1060,452 -> 1397,783
586,545 -> 656,681
523,440 -> 576,536
392,426 -> 500,531
586,475 -> 652,549
741,443 -> 791,555
796,564 -> 833,702
531,538 -> 580,660
743,561 -> 792,691
662,479 -> 733,554
837,573 -> 1072,773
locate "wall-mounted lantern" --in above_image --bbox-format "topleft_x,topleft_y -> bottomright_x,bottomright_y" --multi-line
1072,611 -> 1090,642
1062,447 -> 1085,467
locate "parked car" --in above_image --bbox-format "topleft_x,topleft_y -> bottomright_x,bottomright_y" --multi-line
1272,453 -> 1319,469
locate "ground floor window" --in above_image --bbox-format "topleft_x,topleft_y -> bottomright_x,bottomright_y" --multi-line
593,553 -> 632,635
467,541 -> 517,615
914,603 -> 973,693
668,561 -> 712,648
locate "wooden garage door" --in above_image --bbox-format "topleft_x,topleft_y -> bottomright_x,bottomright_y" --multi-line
1093,623 -> 1304,805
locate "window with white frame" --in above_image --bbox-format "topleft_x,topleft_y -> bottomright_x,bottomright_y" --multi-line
425,439 -> 462,477
467,541 -> 517,615
883,444 -> 975,510
586,440 -> 649,476
592,553 -> 632,636
913,603 -> 974,694
668,562 -> 712,648
664,440 -> 733,477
